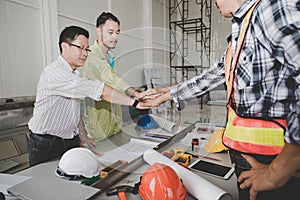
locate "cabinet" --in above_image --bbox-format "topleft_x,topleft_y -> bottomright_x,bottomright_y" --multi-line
0,99 -> 33,173
0,125 -> 29,173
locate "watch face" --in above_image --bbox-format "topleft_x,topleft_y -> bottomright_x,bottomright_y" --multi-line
132,99 -> 139,107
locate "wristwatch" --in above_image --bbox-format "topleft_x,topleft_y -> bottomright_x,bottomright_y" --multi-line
132,99 -> 139,108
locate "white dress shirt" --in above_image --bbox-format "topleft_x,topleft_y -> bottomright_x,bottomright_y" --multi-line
28,55 -> 104,139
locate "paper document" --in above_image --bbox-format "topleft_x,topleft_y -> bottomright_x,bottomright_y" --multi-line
98,138 -> 159,165
137,115 -> 180,141
139,127 -> 173,141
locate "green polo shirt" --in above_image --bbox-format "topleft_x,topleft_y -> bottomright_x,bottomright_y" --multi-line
82,40 -> 130,141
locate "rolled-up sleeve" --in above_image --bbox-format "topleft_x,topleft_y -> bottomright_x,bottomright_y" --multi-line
44,66 -> 105,101
74,78 -> 104,101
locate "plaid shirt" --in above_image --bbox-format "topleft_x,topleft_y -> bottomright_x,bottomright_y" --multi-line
170,0 -> 300,145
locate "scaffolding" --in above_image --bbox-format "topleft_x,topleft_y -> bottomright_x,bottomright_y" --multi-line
169,0 -> 212,85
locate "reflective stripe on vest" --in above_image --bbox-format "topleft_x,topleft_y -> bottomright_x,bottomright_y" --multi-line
224,43 -> 232,87
226,1 -> 259,101
223,107 -> 286,155
222,0 -> 287,155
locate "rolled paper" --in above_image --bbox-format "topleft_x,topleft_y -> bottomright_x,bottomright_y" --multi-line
150,114 -> 179,133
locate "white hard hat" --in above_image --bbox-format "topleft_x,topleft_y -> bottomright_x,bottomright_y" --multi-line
55,147 -> 100,179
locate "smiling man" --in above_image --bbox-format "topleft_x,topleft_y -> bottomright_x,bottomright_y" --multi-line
82,12 -> 140,141
28,25 -> 147,167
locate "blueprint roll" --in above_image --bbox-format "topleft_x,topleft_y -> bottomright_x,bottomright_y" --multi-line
150,114 -> 179,133
143,149 -> 232,200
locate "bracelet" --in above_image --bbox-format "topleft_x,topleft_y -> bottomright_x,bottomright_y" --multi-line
131,99 -> 139,108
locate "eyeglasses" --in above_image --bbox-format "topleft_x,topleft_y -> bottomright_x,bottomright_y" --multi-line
68,43 -> 91,53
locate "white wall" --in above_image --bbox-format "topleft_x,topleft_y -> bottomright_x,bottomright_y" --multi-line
111,0 -> 146,87
0,0 -> 45,98
0,0 -> 155,98
0,0 -> 230,98
210,3 -> 231,63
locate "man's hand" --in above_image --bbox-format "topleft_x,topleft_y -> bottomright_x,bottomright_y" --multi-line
137,88 -> 170,100
138,92 -> 173,108
79,134 -> 97,150
125,87 -> 140,98
238,155 -> 287,200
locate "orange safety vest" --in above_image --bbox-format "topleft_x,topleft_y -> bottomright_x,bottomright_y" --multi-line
223,0 -> 287,155
224,42 -> 232,87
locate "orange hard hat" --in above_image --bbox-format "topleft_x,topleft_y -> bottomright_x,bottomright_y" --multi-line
138,162 -> 187,200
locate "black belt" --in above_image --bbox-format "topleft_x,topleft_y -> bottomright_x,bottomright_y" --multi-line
229,148 -> 277,170
29,130 -> 78,141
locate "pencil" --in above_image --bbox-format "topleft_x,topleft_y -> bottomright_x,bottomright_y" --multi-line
200,156 -> 221,162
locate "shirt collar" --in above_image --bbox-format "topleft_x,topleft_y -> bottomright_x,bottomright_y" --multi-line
93,40 -> 107,61
58,55 -> 80,75
93,40 -> 115,61
233,0 -> 258,22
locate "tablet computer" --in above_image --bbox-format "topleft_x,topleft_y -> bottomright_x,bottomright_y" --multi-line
188,159 -> 235,180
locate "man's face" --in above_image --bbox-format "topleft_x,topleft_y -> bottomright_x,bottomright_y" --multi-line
214,0 -> 235,18
98,19 -> 120,50
61,35 -> 90,70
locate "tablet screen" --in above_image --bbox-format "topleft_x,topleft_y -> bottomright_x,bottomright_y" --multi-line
189,160 -> 234,178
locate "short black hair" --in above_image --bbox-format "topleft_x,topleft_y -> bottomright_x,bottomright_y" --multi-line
96,12 -> 120,27
58,25 -> 89,53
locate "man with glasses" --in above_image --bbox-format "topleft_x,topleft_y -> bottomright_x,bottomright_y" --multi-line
81,12 -> 140,141
28,25 -> 147,167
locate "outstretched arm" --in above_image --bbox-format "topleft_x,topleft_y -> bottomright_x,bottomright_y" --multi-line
137,86 -> 176,100
125,87 -> 140,98
138,92 -> 173,108
100,83 -> 151,109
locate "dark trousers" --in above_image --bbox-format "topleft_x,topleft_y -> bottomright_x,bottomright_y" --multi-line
28,130 -> 80,167
229,149 -> 300,200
